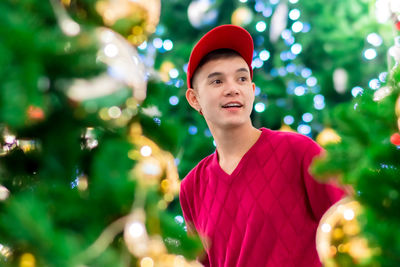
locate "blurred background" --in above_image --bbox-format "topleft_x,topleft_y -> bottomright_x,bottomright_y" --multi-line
0,0 -> 399,266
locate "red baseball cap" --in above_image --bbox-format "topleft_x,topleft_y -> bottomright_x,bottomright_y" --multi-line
187,24 -> 254,88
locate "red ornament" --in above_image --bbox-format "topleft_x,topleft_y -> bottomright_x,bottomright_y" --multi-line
390,133 -> 400,146
396,21 -> 400,31
27,105 -> 45,120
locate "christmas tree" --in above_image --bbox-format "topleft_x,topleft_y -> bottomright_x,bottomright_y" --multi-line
309,1 -> 400,266
0,0 -> 201,266
312,25 -> 400,267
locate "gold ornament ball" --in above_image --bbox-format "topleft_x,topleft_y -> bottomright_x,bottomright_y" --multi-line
397,118 -> 400,132
95,0 -> 161,45
67,28 -> 147,105
19,253 -> 36,267
231,7 -> 253,26
316,198 -> 373,266
316,128 -> 341,147
395,95 -> 400,117
395,95 -> 400,131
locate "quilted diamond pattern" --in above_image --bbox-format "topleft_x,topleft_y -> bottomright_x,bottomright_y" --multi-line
180,128 -> 345,267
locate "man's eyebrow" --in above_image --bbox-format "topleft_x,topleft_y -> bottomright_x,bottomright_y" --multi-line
207,72 -> 223,79
207,68 -> 249,79
236,68 -> 249,73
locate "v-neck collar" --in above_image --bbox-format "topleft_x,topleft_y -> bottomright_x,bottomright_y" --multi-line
210,128 -> 269,180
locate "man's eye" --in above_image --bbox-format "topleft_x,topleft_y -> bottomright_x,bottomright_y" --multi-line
239,77 -> 248,82
212,79 -> 222,84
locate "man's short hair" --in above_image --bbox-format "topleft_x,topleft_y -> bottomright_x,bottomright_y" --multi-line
190,48 -> 243,88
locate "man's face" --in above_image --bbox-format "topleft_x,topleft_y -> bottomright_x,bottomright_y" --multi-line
186,56 -> 255,131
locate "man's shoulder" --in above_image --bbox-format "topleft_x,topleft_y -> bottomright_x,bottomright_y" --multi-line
260,128 -> 321,158
266,128 -> 318,147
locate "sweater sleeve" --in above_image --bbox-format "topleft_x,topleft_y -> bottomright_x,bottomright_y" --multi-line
302,139 -> 345,221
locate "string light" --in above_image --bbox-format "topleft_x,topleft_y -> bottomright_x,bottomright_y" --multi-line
280,51 -> 289,61
363,48 -> 377,60
174,215 -> 184,224
254,102 -> 266,112
368,78 -> 380,90
378,72 -> 387,82
300,67 -> 311,77
262,7 -> 273,17
162,39 -> 173,51
283,115 -> 294,125
285,63 -> 296,72
252,58 -> 264,68
256,21 -> 267,32
4,134 -> 16,144
302,113 -> 313,122
108,106 -> 122,119
297,124 -> 311,135
367,33 -> 383,47
254,2 -> 265,12
291,21 -> 303,32
306,76 -> 317,87
294,85 -> 306,96
321,223 -> 332,233
278,67 -> 287,76
301,22 -> 311,32
152,38 -> 163,49
169,96 -> 179,106
188,126 -> 198,135
104,43 -> 119,57
343,209 -> 355,221
314,94 -> 325,110
138,41 -> 147,50
128,222 -> 145,238
281,29 -> 292,40
288,9 -> 300,20
259,50 -> 270,61
290,43 -> 302,54
140,146 -> 152,157
169,68 -> 179,79
351,86 -> 364,97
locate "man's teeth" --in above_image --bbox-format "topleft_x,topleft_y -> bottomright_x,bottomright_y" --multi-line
223,103 -> 242,108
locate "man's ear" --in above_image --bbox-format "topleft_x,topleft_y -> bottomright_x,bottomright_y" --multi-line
252,82 -> 256,93
186,88 -> 201,111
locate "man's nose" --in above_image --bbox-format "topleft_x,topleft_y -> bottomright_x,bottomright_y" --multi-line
223,80 -> 240,96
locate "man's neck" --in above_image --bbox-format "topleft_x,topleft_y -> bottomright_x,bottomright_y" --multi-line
210,124 -> 261,174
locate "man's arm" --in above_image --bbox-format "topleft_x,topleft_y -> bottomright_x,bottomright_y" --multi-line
302,140 -> 346,221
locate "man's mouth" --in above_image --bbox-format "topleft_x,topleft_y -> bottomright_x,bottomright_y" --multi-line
222,102 -> 243,108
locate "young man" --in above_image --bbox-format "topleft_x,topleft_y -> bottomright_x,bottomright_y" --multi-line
180,25 -> 344,267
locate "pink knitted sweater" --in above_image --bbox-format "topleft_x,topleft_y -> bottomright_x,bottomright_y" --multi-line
180,128 -> 344,266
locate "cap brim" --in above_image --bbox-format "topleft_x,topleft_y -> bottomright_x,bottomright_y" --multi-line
187,25 -> 254,88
